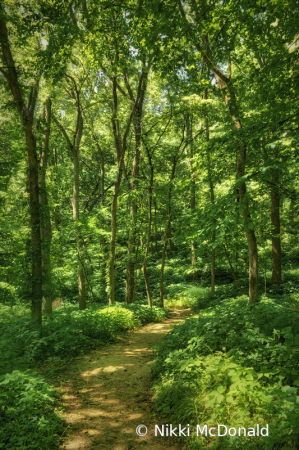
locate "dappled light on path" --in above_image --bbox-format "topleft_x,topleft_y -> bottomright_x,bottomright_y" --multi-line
58,309 -> 193,450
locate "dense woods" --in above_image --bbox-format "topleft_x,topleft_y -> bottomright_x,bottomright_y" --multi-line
1,0 -> 299,448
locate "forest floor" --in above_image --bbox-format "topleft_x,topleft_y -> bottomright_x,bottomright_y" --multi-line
56,308 -> 193,450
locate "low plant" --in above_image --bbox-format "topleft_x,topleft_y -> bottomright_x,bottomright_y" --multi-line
0,370 -> 65,450
0,302 -> 167,449
152,295 -> 299,449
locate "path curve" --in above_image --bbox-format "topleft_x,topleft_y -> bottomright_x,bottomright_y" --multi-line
58,308 -> 193,450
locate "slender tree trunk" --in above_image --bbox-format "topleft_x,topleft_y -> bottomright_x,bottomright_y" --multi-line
0,12 -> 43,324
72,148 -> 86,310
108,69 -> 146,304
126,141 -> 140,304
83,111 -> 105,206
204,94 -> 216,295
109,169 -> 122,305
214,70 -> 259,303
289,198 -> 295,227
125,70 -> 148,304
211,231 -> 216,293
185,113 -> 198,278
154,199 -> 158,252
167,229 -> 175,251
53,86 -> 86,310
271,176 -> 282,284
159,238 -> 168,307
143,150 -> 154,307
176,7 -> 259,302
101,236 -> 108,289
26,123 -> 43,323
289,197 -> 296,243
160,156 -> 177,306
39,98 -> 52,315
223,242 -> 245,295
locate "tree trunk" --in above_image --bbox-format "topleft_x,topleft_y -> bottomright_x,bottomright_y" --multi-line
167,229 -> 175,251
185,113 -> 198,278
211,231 -> 216,294
126,73 -> 148,304
53,86 -> 86,310
109,171 -> 122,305
204,95 -> 216,295
159,156 -> 177,306
143,151 -> 154,308
176,5 -> 259,302
236,143 -> 259,303
289,197 -> 295,227
109,69 -> 147,304
271,179 -> 282,284
100,236 -> 108,291
126,198 -> 138,304
72,147 -> 86,310
0,12 -> 43,324
26,123 -> 43,323
83,111 -> 105,206
214,68 -> 259,303
159,238 -> 168,307
39,98 -> 52,315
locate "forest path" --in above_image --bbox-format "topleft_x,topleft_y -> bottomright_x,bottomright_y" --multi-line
58,308 -> 193,450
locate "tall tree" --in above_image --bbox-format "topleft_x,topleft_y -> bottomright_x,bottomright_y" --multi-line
125,64 -> 150,304
109,72 -> 146,304
0,5 -> 43,323
39,98 -> 53,314
185,113 -> 198,279
53,74 -> 86,310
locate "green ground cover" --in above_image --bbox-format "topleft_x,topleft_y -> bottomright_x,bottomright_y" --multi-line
152,269 -> 299,449
0,302 -> 167,449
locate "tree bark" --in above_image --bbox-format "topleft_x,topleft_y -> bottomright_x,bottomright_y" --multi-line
39,98 -> 53,314
211,53 -> 259,303
72,140 -> 86,310
185,113 -> 197,278
204,93 -> 216,295
271,178 -> 282,284
109,69 -> 147,304
0,10 -> 43,324
83,110 -> 105,206
125,70 -> 148,304
289,197 -> 296,243
142,149 -> 154,308
159,238 -> 168,308
160,156 -> 177,306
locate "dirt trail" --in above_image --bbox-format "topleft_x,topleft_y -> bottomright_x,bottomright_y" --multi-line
58,308 -> 193,450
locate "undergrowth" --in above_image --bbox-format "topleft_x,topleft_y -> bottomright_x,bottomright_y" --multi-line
152,288 -> 299,449
0,302 -> 167,449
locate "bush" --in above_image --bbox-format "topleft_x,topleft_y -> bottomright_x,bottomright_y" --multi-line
0,370 -> 65,450
152,295 -> 299,449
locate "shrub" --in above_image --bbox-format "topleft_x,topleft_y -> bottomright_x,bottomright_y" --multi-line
152,295 -> 299,449
0,370 -> 65,450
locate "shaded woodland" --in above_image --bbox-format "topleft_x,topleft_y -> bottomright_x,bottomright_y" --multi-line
1,0 -> 299,448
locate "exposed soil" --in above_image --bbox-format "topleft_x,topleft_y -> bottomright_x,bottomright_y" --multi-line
57,308 -> 193,450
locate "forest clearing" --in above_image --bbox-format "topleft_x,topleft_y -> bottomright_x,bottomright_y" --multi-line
1,0 -> 299,448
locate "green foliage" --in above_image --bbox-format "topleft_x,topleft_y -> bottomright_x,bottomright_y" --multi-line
152,292 -> 299,449
0,370 -> 65,450
0,303 -> 168,375
0,302 -> 167,449
165,286 -> 209,309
